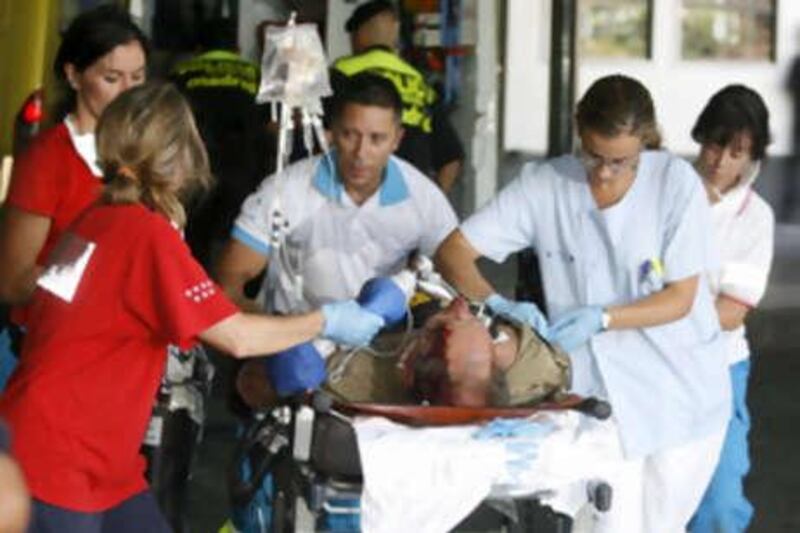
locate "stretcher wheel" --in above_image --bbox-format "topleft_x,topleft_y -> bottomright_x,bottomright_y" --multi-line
587,481 -> 613,512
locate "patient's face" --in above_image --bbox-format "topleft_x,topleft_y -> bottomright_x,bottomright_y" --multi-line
402,298 -> 494,407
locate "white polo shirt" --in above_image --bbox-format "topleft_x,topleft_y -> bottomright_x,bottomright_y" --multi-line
705,163 -> 775,365
461,151 -> 731,458
232,152 -> 458,313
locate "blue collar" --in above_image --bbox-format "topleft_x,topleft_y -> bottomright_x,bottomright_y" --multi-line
312,151 -> 409,206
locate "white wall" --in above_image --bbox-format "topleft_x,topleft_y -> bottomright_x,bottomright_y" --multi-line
505,0 -> 800,156
326,0 -> 359,62
503,0 -> 552,154
471,0 -> 500,209
238,0 -> 289,63
239,0 -> 355,65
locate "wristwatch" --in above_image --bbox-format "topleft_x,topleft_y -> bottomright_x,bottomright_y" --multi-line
601,308 -> 612,331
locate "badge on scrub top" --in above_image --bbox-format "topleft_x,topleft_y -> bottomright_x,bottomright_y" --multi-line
639,258 -> 664,293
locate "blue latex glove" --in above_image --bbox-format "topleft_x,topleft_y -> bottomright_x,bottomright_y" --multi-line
357,276 -> 408,326
550,306 -> 604,352
485,293 -> 549,337
321,300 -> 386,346
264,342 -> 327,396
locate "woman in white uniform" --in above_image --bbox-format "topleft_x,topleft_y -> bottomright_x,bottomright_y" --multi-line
435,74 -> 731,532
687,85 -> 774,533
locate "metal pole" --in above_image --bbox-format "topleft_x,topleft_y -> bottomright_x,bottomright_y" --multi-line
547,0 -> 577,157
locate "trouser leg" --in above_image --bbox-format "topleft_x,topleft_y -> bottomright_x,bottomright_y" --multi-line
642,428 -> 726,533
101,490 -> 172,533
688,360 -> 753,533
28,500 -> 101,533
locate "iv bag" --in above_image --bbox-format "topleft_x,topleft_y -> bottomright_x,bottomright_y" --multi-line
257,22 -> 331,111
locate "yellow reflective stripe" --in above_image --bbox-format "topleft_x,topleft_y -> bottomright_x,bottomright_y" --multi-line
172,59 -> 258,82
334,51 -> 436,131
333,51 -> 436,104
174,63 -> 258,81
334,49 -> 422,79
185,75 -> 258,95
403,106 -> 432,132
370,67 -> 435,105
198,50 -> 245,62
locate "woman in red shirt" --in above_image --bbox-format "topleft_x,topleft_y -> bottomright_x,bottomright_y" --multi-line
0,5 -> 148,308
0,82 -> 385,532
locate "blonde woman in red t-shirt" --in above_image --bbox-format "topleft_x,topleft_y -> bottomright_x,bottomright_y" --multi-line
0,82 -> 384,532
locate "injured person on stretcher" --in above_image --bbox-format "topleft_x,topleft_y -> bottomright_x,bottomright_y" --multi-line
230,294 -> 619,533
236,296 -> 571,411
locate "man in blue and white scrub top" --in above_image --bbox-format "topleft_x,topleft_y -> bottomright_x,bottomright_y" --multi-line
217,73 -> 457,533
227,151 -> 456,313
217,74 -> 457,314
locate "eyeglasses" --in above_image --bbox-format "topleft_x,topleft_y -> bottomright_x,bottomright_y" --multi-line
578,148 -> 640,176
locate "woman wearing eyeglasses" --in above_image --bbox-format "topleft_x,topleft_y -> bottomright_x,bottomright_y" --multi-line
687,85 -> 774,533
434,74 -> 730,532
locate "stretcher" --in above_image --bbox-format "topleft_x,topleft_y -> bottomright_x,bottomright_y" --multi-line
228,257 -> 614,532
228,390 -> 613,533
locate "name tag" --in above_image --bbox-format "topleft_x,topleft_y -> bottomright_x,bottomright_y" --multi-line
37,234 -> 96,303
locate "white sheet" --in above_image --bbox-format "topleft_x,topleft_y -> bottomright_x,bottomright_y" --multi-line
354,411 -> 622,533
355,417 -> 505,533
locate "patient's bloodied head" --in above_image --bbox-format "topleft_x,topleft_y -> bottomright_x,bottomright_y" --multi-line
401,298 -> 495,407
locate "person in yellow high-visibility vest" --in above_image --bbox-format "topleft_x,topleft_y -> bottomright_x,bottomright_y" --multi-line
332,0 -> 464,194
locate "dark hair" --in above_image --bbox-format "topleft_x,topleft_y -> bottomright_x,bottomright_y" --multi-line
198,17 -> 237,51
345,0 -> 396,33
575,74 -> 661,149
691,84 -> 771,161
54,5 -> 149,109
332,72 -> 403,122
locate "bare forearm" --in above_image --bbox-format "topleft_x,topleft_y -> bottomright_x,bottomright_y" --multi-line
0,454 -> 30,533
0,207 -> 50,305
214,240 -> 267,312
200,311 -> 324,357
434,230 -> 495,301
715,294 -> 749,331
0,265 -> 42,305
606,276 -> 698,330
436,160 -> 461,194
215,267 -> 255,309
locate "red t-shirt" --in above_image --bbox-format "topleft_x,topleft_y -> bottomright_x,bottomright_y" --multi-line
0,203 -> 237,511
6,122 -> 102,264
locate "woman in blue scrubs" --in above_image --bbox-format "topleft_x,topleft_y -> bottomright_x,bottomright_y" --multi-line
435,74 -> 731,532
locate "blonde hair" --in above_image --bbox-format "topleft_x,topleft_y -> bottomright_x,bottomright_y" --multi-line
96,82 -> 212,227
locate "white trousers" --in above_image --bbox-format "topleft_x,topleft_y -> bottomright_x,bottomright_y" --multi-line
573,419 -> 726,533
